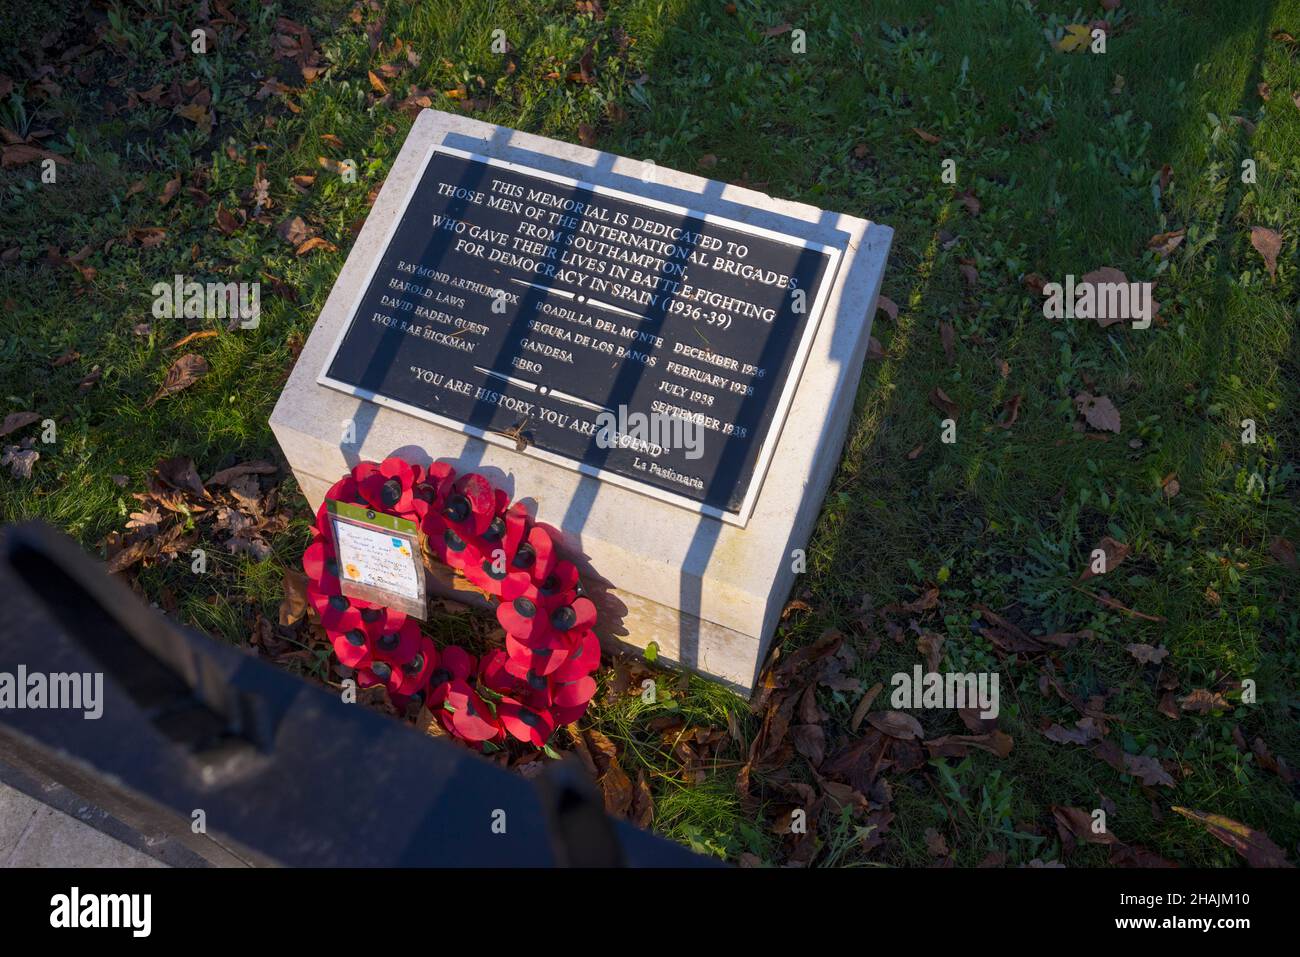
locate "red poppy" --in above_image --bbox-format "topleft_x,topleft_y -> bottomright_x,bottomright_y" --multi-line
306,457 -> 602,742
410,461 -> 455,520
511,522 -> 558,584
551,629 -> 601,682
302,540 -> 338,583
497,695 -> 555,746
423,507 -> 485,573
442,473 -> 498,539
442,679 -> 500,742
309,586 -> 366,633
462,502 -> 528,595
552,675 -> 597,711
392,636 -> 438,697
359,455 -> 419,516
478,648 -> 521,697
504,629 -> 569,678
330,628 -> 372,669
370,618 -> 422,667
314,474 -> 360,535
426,644 -> 477,707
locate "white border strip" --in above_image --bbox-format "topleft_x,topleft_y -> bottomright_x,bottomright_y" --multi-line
317,143 -> 843,527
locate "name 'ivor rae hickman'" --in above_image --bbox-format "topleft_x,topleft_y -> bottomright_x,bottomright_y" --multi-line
1041,274 -> 1153,329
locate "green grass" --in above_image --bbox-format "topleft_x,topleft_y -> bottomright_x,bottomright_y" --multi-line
1,0 -> 1296,867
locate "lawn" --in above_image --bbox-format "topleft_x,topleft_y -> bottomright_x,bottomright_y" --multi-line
0,0 -> 1296,867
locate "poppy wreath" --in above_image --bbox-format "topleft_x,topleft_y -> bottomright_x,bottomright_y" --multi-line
303,456 -> 601,749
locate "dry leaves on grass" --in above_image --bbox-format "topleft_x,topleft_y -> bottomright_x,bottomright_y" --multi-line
148,354 -> 208,405
975,603 -> 1091,655
1125,643 -> 1169,665
939,320 -> 955,363
277,215 -> 316,247
1249,226 -> 1282,279
1052,805 -> 1120,846
1042,717 -> 1104,746
1172,807 -> 1293,867
1269,536 -> 1297,570
1091,739 -> 1176,787
929,387 -> 959,418
995,393 -> 1022,429
1177,688 -> 1230,714
106,456 -> 286,575
567,724 -> 651,823
1079,535 -> 1130,580
1076,267 -> 1129,328
0,411 -> 41,438
1147,228 -> 1185,259
1,443 -> 38,479
866,711 -> 923,740
1074,391 -> 1122,433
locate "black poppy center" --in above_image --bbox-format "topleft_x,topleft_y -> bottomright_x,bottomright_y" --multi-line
539,574 -> 561,595
402,654 -> 424,675
371,662 -> 392,680
325,558 -> 340,577
378,632 -> 400,651
328,594 -> 349,611
512,597 -> 536,618
413,483 -> 435,503
481,558 -> 507,581
379,478 -> 403,508
444,528 -> 466,552
443,494 -> 470,522
527,671 -> 546,691
481,516 -> 506,542
512,543 -> 536,569
429,668 -> 452,686
345,629 -> 366,647
360,608 -> 383,623
519,709 -> 542,728
550,605 -> 576,630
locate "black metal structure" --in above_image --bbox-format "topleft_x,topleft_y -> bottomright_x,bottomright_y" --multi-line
0,521 -> 707,867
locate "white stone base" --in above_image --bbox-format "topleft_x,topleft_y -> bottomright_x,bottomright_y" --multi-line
270,109 -> 893,695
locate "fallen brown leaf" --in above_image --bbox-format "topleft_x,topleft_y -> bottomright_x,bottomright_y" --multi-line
1250,226 -> 1282,279
0,411 -> 41,438
148,354 -> 209,406
929,387 -> 959,418
1172,807 -> 1293,867
1074,391 -> 1122,433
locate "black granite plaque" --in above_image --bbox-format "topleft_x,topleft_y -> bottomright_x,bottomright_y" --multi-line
319,146 -> 840,523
